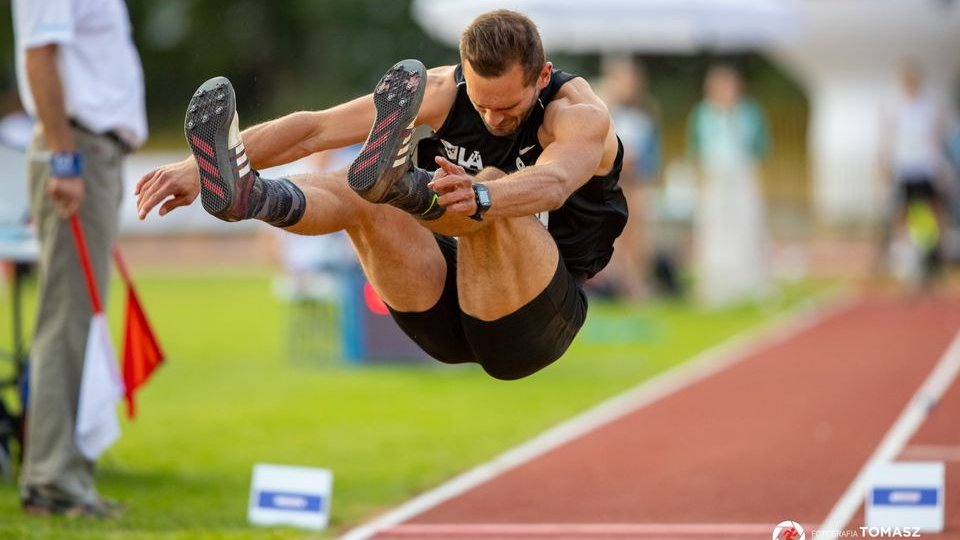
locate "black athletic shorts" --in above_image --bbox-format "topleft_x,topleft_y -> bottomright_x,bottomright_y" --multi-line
386,234 -> 588,380
897,176 -> 940,206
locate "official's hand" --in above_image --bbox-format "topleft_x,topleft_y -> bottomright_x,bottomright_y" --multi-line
428,156 -> 477,216
135,157 -> 201,219
47,177 -> 85,218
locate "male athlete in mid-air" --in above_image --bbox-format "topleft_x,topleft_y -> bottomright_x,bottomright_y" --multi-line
136,10 -> 627,380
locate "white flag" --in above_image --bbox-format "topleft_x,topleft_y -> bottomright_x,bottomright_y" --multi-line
75,313 -> 123,460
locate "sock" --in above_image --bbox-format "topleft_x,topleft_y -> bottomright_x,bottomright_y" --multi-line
385,167 -> 445,221
249,174 -> 306,227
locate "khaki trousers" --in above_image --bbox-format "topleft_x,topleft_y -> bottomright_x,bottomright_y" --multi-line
19,125 -> 123,504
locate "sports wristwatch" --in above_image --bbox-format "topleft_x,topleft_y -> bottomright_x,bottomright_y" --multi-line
469,183 -> 492,221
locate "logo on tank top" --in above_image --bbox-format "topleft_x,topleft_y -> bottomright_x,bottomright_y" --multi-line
440,140 -> 483,171
516,143 -> 539,170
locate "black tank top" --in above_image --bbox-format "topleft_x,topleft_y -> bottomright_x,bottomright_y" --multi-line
415,65 -> 628,280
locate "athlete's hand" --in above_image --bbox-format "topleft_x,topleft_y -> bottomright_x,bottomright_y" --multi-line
135,157 -> 200,219
429,156 -> 478,216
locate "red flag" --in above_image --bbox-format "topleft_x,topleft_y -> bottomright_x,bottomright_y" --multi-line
113,247 -> 165,419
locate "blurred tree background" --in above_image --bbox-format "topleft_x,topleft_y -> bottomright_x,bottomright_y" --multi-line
0,0 -> 809,226
0,0 -> 807,218
124,0 -> 461,141
0,0 -> 805,142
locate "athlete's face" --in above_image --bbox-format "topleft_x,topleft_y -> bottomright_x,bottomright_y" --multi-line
463,61 -> 552,137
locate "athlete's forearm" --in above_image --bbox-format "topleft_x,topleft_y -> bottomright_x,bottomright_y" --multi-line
239,111 -> 325,170
475,167 -> 506,182
483,164 -> 570,219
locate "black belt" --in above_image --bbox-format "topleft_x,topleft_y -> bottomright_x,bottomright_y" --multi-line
69,119 -> 133,154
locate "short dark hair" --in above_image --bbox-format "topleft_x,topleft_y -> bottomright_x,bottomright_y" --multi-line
459,10 -> 545,86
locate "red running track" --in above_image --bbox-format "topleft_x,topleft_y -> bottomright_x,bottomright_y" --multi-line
352,295 -> 960,540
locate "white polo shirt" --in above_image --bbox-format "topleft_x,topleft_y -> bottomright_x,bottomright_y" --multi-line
888,91 -> 942,181
13,0 -> 147,149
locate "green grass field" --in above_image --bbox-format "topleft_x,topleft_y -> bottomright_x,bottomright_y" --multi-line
0,269 -> 830,539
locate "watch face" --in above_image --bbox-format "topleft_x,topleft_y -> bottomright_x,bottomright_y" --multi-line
477,188 -> 491,206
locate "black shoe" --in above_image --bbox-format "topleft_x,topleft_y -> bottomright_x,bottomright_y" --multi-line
22,489 -> 71,516
21,489 -> 121,519
348,60 -> 443,220
184,76 -> 262,222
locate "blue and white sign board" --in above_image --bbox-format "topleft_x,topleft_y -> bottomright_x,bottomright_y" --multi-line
248,464 -> 333,530
866,462 -> 944,533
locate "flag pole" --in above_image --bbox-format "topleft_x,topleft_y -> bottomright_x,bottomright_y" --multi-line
112,246 -> 133,288
69,215 -> 103,314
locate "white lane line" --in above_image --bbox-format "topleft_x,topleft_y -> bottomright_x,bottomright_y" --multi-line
377,522 -> 776,537
340,292 -> 852,540
819,330 -> 960,532
899,445 -> 960,462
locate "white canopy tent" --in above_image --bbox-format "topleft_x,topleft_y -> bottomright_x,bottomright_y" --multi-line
413,0 -> 800,54
413,0 -> 960,224
768,1 -> 960,222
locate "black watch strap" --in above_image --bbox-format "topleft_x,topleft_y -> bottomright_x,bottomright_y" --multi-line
469,183 -> 491,222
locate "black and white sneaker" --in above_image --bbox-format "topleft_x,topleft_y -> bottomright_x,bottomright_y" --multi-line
348,60 -> 443,220
184,76 -> 261,222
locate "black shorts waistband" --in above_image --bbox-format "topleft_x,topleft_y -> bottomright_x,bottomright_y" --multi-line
69,119 -> 133,154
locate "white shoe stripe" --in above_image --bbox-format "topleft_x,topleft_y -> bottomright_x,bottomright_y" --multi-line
396,143 -> 410,157
239,163 -> 251,177
227,112 -> 241,147
392,157 -> 406,168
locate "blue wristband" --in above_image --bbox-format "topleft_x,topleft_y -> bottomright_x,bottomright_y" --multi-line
50,152 -> 83,178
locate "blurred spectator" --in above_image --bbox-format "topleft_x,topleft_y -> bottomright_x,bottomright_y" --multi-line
598,56 -> 662,301
949,121 -> 960,179
13,0 -> 146,518
264,147 -> 358,365
268,147 -> 359,301
949,120 -> 960,233
0,88 -> 35,151
879,61 -> 950,274
687,65 -> 772,307
0,88 -> 33,226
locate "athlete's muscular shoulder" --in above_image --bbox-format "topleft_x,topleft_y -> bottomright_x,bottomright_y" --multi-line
540,78 -> 618,174
417,65 -> 459,131
542,78 -> 611,136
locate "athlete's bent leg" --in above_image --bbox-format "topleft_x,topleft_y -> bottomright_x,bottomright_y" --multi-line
259,168 -> 451,315
282,167 -> 577,374
462,256 -> 585,380
183,75 -> 448,314
456,213 -> 587,380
